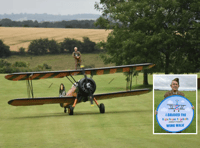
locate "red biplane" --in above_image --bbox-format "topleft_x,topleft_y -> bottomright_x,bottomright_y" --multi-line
5,63 -> 155,115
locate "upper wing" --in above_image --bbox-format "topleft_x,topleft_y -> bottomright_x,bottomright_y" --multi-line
5,63 -> 155,81
94,89 -> 150,100
8,96 -> 76,106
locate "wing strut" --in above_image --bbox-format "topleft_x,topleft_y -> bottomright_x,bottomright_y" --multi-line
66,76 -> 75,85
129,71 -> 138,91
66,75 -> 78,86
70,75 -> 77,83
130,71 -> 133,91
26,79 -> 34,98
129,67 -> 134,91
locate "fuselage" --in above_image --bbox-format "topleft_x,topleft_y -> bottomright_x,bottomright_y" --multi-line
61,86 -> 77,108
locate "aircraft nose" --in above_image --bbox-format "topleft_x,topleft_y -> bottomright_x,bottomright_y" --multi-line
86,83 -> 91,88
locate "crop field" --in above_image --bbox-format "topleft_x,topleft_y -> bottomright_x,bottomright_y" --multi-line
0,27 -> 112,51
0,71 -> 199,148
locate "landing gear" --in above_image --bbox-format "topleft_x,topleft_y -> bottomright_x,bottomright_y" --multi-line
64,96 -> 105,115
68,105 -> 74,115
99,103 -> 105,113
93,97 -> 105,114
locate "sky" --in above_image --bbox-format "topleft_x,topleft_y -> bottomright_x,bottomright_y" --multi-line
0,0 -> 102,15
153,75 -> 197,91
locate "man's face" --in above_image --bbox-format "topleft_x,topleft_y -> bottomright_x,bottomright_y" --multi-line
74,48 -> 77,52
171,81 -> 179,91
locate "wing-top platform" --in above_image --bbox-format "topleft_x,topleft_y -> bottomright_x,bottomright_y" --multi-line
5,63 -> 155,81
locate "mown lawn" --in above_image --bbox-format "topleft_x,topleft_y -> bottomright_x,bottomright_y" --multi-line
3,53 -> 114,71
0,71 -> 199,148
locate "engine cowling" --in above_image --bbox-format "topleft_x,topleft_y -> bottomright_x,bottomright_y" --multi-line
78,78 -> 96,96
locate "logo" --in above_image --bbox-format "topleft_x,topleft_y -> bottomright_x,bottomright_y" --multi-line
156,95 -> 194,133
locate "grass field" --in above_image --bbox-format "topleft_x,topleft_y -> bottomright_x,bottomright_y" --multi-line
0,71 -> 199,148
0,27 -> 112,51
4,54 -> 115,71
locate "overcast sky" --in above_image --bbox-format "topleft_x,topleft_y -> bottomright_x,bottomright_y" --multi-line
153,75 -> 197,91
0,0 -> 101,15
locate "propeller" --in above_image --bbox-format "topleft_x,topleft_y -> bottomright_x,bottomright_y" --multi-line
80,65 -> 95,106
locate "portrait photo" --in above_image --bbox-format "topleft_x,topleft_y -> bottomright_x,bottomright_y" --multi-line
153,74 -> 197,134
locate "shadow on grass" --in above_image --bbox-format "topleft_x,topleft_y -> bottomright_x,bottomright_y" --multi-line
132,84 -> 153,92
9,109 -> 152,119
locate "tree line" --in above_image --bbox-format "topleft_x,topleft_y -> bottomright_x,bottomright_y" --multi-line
0,18 -> 103,29
0,59 -> 52,73
0,13 -> 100,22
0,37 -> 99,57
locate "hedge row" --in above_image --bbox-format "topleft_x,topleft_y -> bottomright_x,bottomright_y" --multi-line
0,59 -> 51,73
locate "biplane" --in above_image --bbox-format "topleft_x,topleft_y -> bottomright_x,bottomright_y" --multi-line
5,63 -> 155,115
167,100 -> 186,112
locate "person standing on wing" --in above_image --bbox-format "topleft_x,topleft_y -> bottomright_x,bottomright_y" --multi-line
72,47 -> 81,70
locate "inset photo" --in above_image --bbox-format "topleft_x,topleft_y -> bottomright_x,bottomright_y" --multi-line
153,75 -> 197,134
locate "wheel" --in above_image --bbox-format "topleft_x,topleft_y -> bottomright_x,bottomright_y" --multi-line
68,106 -> 74,115
99,103 -> 105,113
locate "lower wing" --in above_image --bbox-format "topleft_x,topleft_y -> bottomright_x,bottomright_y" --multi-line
94,89 -> 149,100
8,89 -> 150,106
8,96 -> 76,106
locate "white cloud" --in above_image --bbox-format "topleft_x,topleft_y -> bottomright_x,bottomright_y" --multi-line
185,107 -> 191,112
160,107 -> 168,112
167,100 -> 173,104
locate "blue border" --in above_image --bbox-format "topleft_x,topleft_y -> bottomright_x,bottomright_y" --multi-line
156,95 -> 194,133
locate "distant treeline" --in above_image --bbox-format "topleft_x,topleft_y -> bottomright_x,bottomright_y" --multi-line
0,37 -> 100,57
0,13 -> 101,22
28,37 -> 100,55
0,18 -> 104,29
